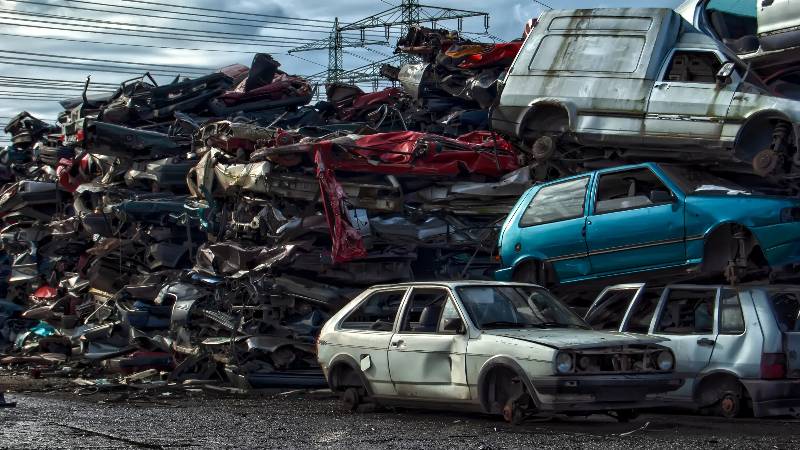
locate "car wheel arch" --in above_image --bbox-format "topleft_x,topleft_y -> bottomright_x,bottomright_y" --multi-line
701,222 -> 765,268
734,109 -> 797,163
511,258 -> 557,286
327,353 -> 375,397
516,100 -> 575,140
477,356 -> 541,413
693,370 -> 750,408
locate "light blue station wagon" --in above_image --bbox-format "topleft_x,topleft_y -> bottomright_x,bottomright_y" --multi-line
495,163 -> 800,286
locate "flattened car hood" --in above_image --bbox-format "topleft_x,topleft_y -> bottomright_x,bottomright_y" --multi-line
483,328 -> 666,349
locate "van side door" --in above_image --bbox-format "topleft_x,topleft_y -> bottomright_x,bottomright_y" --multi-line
645,50 -> 737,141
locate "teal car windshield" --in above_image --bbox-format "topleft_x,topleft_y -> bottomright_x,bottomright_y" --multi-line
661,165 -> 755,196
456,285 -> 590,330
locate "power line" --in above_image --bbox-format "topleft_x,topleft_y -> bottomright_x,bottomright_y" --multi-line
0,13 -> 318,46
0,17 -> 309,48
0,76 -> 119,87
0,8 -> 325,43
0,21 -> 302,49
0,50 -> 215,72
531,0 -> 554,10
117,0 -> 336,24
0,58 -> 202,76
0,31 -> 274,54
6,0 -> 387,38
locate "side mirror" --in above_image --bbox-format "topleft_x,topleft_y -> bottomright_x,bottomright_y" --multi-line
716,62 -> 735,88
442,317 -> 466,334
650,190 -> 674,204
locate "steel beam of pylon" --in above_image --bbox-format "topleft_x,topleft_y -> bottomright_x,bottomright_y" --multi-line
290,1 -> 489,86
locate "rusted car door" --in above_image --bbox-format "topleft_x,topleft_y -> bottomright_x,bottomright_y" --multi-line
645,49 -> 737,140
387,287 -> 470,400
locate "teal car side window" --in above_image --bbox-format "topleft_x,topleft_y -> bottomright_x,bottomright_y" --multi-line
519,177 -> 589,227
594,168 -> 673,215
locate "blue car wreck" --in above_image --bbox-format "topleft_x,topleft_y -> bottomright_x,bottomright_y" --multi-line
495,163 -> 800,285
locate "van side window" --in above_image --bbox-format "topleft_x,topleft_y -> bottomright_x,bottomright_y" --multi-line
719,290 -> 745,334
656,289 -> 716,334
623,290 -> 661,334
585,289 -> 636,331
594,168 -> 672,214
519,177 -> 588,226
400,288 -> 451,333
340,290 -> 405,331
663,51 -> 722,83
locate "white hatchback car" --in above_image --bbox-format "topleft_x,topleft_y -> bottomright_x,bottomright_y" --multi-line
317,281 -> 682,423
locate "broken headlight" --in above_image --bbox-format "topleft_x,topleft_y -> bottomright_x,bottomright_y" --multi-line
555,351 -> 573,374
656,351 -> 675,371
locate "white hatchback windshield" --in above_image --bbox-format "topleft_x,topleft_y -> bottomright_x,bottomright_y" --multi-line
456,285 -> 589,330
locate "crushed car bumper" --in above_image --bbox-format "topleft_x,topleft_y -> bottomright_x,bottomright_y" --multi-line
741,379 -> 800,418
530,373 -> 684,411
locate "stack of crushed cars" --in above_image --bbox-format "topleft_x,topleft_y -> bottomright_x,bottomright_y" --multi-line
382,26 -> 523,135
0,47 -> 531,391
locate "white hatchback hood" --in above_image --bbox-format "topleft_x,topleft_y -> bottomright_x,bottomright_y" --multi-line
483,328 -> 666,349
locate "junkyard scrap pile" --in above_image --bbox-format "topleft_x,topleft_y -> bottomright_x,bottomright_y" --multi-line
0,33 -> 528,390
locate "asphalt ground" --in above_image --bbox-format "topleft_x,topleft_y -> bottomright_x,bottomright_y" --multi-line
2,386 -> 800,450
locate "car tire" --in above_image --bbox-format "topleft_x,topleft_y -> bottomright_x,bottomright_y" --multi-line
341,387 -> 362,412
716,391 -> 742,419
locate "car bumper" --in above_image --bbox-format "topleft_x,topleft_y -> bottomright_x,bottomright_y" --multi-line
741,379 -> 800,417
530,373 -> 684,412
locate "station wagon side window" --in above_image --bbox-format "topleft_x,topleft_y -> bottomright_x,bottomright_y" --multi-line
594,168 -> 672,215
399,288 -> 451,334
622,289 -> 662,334
655,289 -> 717,335
519,177 -> 589,227
768,291 -> 800,332
340,290 -> 405,331
585,289 -> 637,331
663,51 -> 722,84
719,290 -> 745,334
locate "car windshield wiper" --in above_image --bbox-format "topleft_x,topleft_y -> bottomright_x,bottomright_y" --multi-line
481,321 -> 533,329
538,321 -> 590,329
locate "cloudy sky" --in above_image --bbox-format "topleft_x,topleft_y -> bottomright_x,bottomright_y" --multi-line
0,0 -> 682,144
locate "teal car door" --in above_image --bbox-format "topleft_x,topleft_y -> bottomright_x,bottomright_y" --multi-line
513,176 -> 591,282
585,166 -> 685,275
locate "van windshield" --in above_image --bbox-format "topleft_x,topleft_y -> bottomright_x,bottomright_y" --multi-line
660,165 -> 755,196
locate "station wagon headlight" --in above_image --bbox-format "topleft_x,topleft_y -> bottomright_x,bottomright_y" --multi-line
555,352 -> 573,374
656,351 -> 675,371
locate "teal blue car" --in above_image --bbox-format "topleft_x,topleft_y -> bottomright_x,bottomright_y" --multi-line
495,163 -> 800,286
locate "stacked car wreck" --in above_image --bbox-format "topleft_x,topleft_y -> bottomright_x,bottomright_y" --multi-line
1,2 -> 798,419
0,35 -> 529,389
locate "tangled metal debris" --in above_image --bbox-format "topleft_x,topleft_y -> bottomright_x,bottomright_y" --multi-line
0,30 -> 528,391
